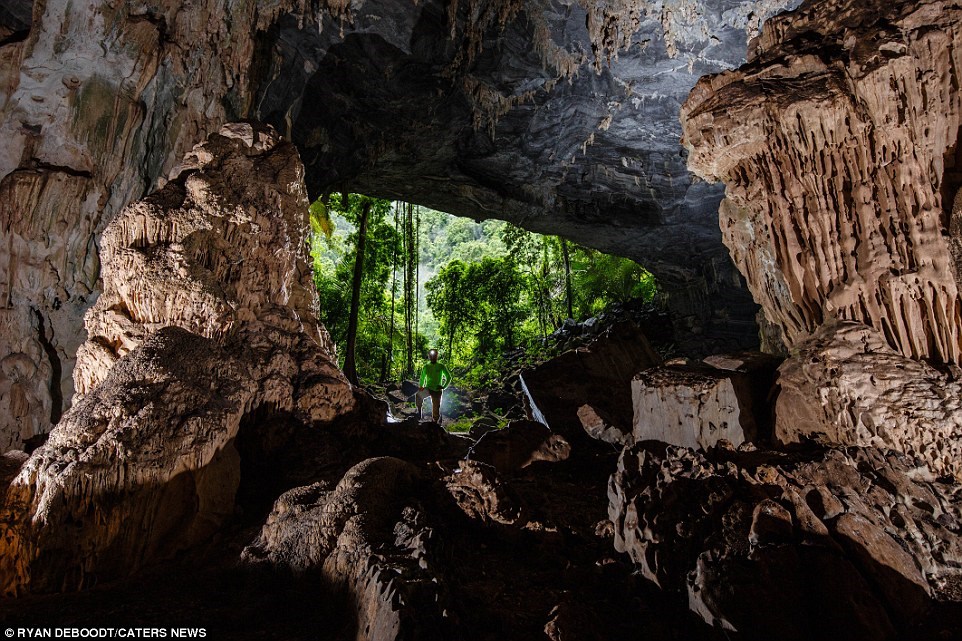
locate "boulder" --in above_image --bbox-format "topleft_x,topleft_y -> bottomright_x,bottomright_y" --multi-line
444,459 -> 527,526
776,321 -> 962,480
243,457 -> 446,641
575,404 -> 632,447
468,415 -> 501,440
609,442 -> 962,639
520,321 -> 661,443
631,352 -> 778,450
468,421 -> 570,474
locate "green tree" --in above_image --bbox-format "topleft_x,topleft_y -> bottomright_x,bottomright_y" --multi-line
470,257 -> 526,358
426,259 -> 473,359
313,193 -> 398,384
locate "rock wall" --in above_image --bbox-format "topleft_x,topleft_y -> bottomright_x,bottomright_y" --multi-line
0,0 -> 321,451
776,320 -> 962,480
0,123 -> 356,596
682,0 -> 962,363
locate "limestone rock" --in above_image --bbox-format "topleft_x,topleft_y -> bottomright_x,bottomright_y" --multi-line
0,327 -> 252,595
576,404 -> 631,447
0,0 -> 317,451
608,442 -> 962,639
521,322 -> 661,444
242,457 -> 445,641
467,420 -> 571,474
631,353 -> 777,450
683,0 -> 962,363
775,320 -> 962,481
444,459 -> 527,527
0,123 -> 356,595
0,450 -> 26,491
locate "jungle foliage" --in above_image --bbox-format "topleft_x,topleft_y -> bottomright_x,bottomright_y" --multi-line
310,194 -> 659,387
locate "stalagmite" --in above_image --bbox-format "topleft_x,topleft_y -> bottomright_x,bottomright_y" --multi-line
0,122 -> 357,596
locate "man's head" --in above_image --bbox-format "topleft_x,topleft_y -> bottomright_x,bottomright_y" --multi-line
428,349 -> 438,363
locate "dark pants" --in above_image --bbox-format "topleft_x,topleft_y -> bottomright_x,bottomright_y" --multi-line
416,388 -> 443,422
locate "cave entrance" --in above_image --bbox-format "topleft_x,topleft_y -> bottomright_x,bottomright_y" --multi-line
308,192 -> 666,430
250,2 -> 763,356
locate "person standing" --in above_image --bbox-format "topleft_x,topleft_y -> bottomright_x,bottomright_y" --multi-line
417,349 -> 452,423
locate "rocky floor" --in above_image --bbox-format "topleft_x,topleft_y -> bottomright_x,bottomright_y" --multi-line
0,417 -> 722,641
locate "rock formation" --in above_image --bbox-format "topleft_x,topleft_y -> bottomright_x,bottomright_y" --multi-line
467,420 -> 571,473
0,0 -> 800,451
242,457 -> 446,640
683,0 -> 962,363
0,122 -> 358,596
776,320 -> 962,480
609,442 -> 962,640
0,0 -> 304,452
4,0 -> 962,638
520,321 -> 661,444
632,352 -> 777,450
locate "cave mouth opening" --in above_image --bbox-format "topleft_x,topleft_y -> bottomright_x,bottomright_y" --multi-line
252,3 -> 765,356
307,192 -> 664,396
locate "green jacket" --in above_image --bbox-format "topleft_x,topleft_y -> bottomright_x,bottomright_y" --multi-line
419,362 -> 452,391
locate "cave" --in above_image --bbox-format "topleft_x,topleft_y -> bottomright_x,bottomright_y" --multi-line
2,0 -> 962,639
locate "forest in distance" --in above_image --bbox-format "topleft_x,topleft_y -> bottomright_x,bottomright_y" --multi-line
310,193 -> 659,388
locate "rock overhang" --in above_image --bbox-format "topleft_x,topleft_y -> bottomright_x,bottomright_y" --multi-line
248,0 -> 803,349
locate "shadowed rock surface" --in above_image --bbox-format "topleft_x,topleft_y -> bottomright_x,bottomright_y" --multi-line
609,442 -> 962,640
521,321 -> 662,444
3,0 -> 962,639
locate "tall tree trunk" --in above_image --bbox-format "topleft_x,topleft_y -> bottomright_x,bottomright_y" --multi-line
343,199 -> 371,386
414,205 -> 420,346
385,202 -> 399,382
404,202 -> 415,378
561,238 -> 574,320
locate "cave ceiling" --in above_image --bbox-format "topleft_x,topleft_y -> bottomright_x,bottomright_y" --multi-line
251,0 -> 798,306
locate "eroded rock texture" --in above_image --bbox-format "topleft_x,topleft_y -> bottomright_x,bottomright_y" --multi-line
683,0 -> 962,363
0,0 -> 312,452
776,320 -> 962,481
242,457 -> 446,641
609,442 -> 962,640
0,0 -> 801,450
0,123 -> 356,596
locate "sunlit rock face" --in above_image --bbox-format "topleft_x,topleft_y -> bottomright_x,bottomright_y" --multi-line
0,0 -> 305,453
0,123 -> 356,596
0,0 -> 798,451
683,0 -> 962,363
